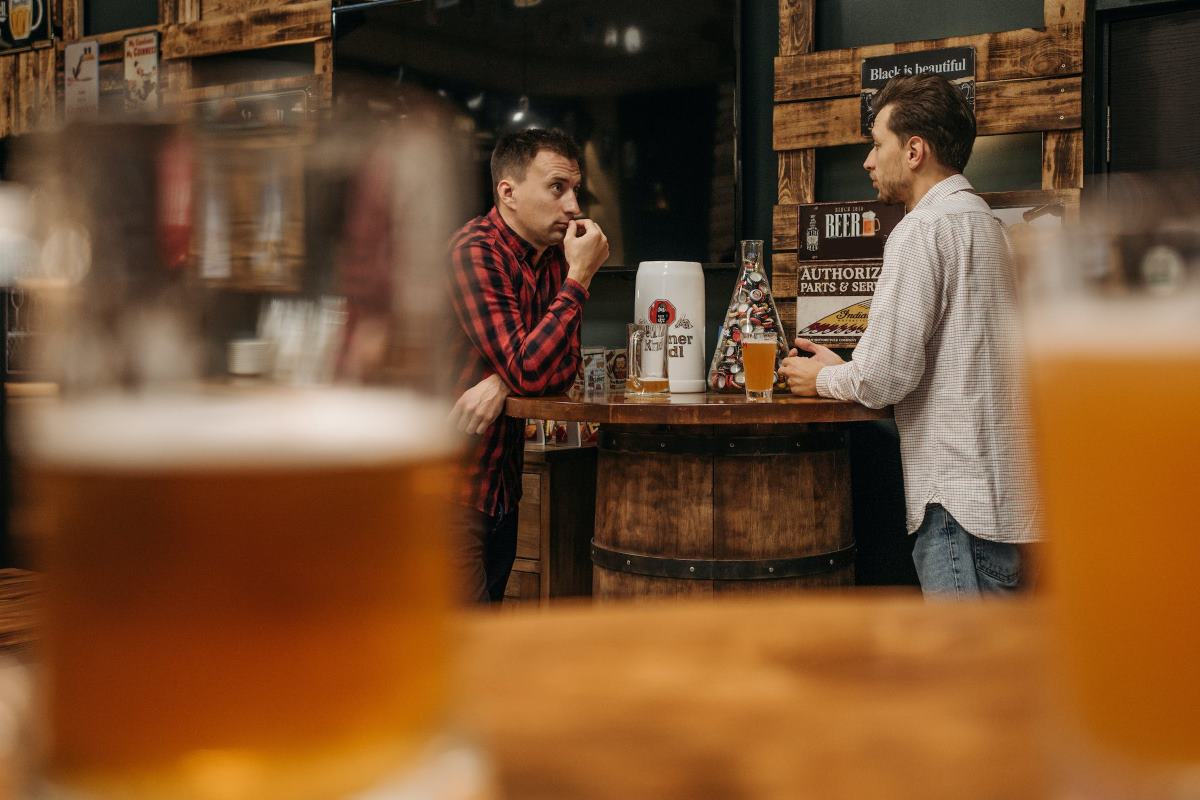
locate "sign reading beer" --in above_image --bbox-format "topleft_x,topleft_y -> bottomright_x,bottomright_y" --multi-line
860,46 -> 975,136
793,200 -> 906,351
795,200 -> 904,262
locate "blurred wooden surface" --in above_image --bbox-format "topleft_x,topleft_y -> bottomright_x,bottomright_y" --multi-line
505,394 -> 890,426
0,570 -> 38,651
460,594 -> 1053,800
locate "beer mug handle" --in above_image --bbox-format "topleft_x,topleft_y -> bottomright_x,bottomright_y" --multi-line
627,330 -> 642,382
32,0 -> 42,31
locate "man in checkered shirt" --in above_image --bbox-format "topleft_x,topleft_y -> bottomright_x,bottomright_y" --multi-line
780,74 -> 1039,597
447,129 -> 609,603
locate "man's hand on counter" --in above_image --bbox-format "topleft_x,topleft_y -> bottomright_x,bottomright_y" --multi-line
451,373 -> 511,436
779,337 -> 844,397
564,218 -> 609,291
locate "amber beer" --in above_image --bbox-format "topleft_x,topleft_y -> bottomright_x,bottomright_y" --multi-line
24,390 -> 459,799
1027,307 -> 1200,766
625,376 -> 669,393
741,336 -> 777,402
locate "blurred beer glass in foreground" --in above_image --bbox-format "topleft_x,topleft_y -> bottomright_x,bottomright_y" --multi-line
12,106 -> 485,798
1022,174 -> 1200,798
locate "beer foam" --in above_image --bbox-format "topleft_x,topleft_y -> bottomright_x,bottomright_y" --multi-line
1024,294 -> 1200,355
18,389 -> 461,470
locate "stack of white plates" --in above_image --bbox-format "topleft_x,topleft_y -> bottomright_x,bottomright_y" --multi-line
227,338 -> 269,377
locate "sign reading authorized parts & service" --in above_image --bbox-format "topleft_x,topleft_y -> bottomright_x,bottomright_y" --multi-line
794,200 -> 905,350
860,46 -> 975,136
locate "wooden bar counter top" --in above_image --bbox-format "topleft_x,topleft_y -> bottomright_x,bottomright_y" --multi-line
459,593 -> 1054,800
505,392 -> 890,426
505,394 -> 892,598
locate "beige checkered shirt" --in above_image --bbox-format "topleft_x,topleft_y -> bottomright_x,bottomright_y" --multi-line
816,175 -> 1039,544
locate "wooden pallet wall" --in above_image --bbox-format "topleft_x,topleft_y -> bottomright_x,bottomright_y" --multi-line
0,1 -> 329,138
0,46 -> 56,139
772,0 -> 1085,336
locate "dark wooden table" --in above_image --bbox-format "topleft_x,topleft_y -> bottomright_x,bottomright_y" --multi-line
506,394 -> 891,598
459,593 -> 1055,800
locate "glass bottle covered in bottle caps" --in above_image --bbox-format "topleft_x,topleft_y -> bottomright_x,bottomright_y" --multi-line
707,239 -> 789,393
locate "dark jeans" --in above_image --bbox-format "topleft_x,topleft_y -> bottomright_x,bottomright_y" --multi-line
453,505 -> 519,604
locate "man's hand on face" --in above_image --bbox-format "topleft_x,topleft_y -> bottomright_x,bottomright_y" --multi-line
564,218 -> 610,291
449,373 -> 511,436
778,337 -> 844,396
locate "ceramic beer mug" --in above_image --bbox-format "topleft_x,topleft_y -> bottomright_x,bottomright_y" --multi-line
625,322 -> 670,398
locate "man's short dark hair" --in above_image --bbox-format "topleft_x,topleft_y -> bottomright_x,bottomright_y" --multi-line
490,128 -> 582,190
871,74 -> 976,173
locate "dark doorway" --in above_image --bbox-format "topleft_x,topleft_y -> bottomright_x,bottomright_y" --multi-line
1091,1 -> 1200,174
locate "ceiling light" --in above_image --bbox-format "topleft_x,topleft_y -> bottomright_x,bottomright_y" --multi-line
623,26 -> 642,54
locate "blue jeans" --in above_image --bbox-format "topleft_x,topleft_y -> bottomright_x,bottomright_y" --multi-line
911,504 -> 1023,598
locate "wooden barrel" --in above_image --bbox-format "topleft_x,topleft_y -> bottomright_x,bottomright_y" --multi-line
591,424 -> 854,598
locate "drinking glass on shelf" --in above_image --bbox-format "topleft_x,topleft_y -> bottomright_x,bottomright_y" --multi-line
1021,173 -> 1200,799
12,106 -> 493,799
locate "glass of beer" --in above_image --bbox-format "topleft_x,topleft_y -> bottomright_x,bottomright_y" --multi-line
625,322 -> 669,398
740,333 -> 778,402
1022,174 -> 1200,798
13,106 -> 489,799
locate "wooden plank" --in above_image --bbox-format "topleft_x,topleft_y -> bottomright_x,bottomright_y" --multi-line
774,76 -> 1082,150
159,0 -> 175,25
777,297 -> 797,339
1042,129 -> 1083,190
0,56 -> 13,139
979,187 -> 1080,211
313,38 -> 332,108
777,149 -> 814,206
62,0 -> 81,41
203,0 -> 302,18
17,51 -> 36,134
774,190 -> 1081,252
178,0 -> 201,23
36,47 -> 56,128
777,0 -> 814,58
1045,0 -> 1085,26
774,204 -> 799,252
161,59 -> 191,102
161,0 -> 330,60
978,76 -> 1081,136
775,24 -> 1082,103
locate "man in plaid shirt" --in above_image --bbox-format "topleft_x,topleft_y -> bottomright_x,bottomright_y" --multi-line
780,75 -> 1038,597
447,129 -> 609,603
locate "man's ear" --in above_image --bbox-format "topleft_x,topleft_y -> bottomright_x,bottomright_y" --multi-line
905,136 -> 926,171
496,178 -> 516,208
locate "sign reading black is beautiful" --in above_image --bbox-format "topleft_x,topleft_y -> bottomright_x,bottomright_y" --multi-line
860,46 -> 975,136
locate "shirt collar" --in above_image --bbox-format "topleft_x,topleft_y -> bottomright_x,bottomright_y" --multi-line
912,173 -> 974,213
487,207 -> 538,264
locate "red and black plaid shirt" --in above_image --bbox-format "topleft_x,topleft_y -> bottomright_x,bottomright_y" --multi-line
448,207 -> 588,515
